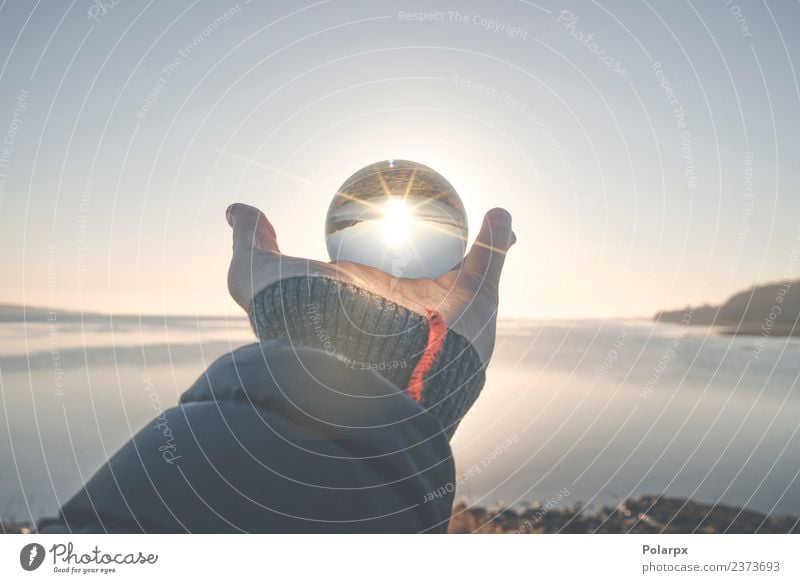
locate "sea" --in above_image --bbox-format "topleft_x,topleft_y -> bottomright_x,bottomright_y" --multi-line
1,315 -> 798,524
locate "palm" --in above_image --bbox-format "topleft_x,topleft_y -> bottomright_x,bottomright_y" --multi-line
227,204 -> 514,364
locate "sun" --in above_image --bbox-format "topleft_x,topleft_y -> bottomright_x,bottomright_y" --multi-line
381,198 -> 412,247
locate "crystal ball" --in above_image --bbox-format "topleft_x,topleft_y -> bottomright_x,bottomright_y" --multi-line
325,160 -> 468,279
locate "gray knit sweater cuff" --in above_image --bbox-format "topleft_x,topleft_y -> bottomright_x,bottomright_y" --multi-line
247,275 -> 486,439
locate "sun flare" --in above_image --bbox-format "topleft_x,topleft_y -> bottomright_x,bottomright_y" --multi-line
381,198 -> 412,247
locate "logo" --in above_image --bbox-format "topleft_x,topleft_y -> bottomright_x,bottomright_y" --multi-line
19,543 -> 46,571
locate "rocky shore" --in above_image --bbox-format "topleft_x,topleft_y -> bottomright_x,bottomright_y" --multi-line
448,495 -> 799,533
4,495 -> 796,534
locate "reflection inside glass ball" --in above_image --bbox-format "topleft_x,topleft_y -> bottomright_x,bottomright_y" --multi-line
325,160 -> 468,279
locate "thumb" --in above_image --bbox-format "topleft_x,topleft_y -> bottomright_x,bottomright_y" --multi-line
226,203 -> 279,253
462,208 -> 516,286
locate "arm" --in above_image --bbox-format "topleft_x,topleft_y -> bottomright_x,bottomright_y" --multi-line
227,203 -> 516,437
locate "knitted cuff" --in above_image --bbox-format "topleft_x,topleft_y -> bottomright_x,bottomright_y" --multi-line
247,275 -> 486,438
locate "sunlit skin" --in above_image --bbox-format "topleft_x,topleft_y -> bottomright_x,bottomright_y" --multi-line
226,203 -> 516,364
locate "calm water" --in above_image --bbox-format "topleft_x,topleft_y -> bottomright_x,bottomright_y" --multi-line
1,316 -> 798,523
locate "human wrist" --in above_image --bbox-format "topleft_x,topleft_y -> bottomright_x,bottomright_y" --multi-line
248,275 -> 486,438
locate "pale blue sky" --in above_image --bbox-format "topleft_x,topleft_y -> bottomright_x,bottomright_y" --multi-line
0,0 -> 798,318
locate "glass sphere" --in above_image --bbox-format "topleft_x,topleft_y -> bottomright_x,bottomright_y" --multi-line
325,160 -> 468,279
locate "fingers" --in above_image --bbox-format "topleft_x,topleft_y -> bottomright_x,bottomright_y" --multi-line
226,203 -> 279,253
462,208 -> 516,286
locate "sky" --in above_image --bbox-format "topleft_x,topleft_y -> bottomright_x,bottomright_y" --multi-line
0,0 -> 799,319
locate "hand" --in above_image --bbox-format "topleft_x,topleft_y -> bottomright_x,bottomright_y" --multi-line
226,203 -> 516,364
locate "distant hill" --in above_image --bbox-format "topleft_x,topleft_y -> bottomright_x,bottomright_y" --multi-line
0,304 -> 238,324
655,279 -> 800,336
0,304 -> 68,322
